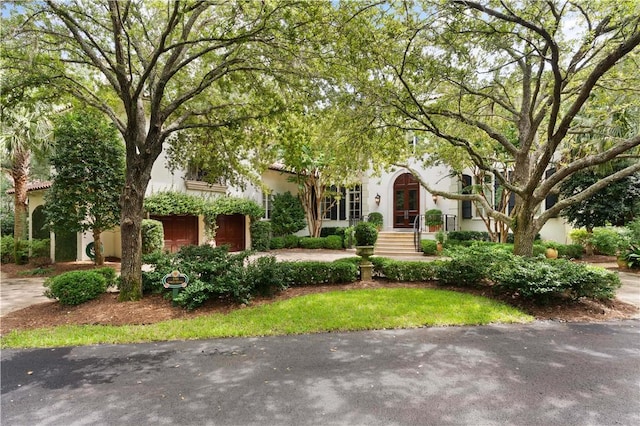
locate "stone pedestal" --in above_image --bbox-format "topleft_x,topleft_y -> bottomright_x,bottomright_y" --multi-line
360,263 -> 373,281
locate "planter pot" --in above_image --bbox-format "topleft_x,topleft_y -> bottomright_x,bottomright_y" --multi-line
545,248 -> 558,259
617,257 -> 628,269
356,246 -> 375,258
428,224 -> 442,232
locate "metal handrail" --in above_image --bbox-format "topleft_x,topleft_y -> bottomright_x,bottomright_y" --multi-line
413,214 -> 424,252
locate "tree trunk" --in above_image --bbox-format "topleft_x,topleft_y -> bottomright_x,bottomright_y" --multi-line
12,153 -> 30,265
585,227 -> 594,256
512,209 -> 538,257
93,228 -> 104,266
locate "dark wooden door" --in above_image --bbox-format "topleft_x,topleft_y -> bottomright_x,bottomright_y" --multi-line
215,214 -> 245,252
393,173 -> 420,228
151,215 -> 198,253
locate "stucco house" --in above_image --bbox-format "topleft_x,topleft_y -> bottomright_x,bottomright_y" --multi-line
17,144 -> 572,262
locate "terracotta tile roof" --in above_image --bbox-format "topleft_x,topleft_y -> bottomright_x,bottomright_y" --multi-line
5,181 -> 52,194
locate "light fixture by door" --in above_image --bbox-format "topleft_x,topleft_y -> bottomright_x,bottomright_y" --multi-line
432,194 -> 438,204
374,193 -> 381,205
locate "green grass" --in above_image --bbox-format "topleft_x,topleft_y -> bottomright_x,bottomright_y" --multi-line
1,288 -> 533,349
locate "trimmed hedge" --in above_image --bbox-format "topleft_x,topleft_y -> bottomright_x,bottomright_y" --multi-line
44,270 -> 108,305
270,236 -> 285,250
279,260 -> 358,286
421,240 -> 438,255
372,257 -> 438,281
299,237 -> 325,249
447,231 -> 490,242
141,219 -> 164,254
251,220 -> 272,251
324,235 -> 344,250
284,234 -> 300,248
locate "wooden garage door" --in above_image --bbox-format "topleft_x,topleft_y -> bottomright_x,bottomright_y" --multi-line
215,214 -> 245,252
150,215 -> 198,253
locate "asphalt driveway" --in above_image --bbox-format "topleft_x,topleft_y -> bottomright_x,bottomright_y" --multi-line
2,321 -> 640,425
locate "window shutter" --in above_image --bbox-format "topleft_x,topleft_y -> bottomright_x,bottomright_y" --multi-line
462,174 -> 472,219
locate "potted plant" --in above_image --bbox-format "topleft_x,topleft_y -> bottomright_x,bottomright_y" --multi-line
435,230 -> 445,253
425,208 -> 443,232
354,222 -> 378,280
354,221 -> 378,257
544,242 -> 559,259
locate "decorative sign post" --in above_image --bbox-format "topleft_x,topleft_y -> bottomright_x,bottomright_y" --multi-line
162,270 -> 189,305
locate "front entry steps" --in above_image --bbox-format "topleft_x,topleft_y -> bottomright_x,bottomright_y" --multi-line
374,232 -> 419,256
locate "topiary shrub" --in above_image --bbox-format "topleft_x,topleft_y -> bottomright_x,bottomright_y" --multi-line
323,235 -> 344,250
44,270 -> 107,305
368,212 -> 383,229
284,234 -> 300,248
421,240 -> 438,256
270,191 -> 306,236
250,220 -> 271,251
299,237 -> 325,249
141,219 -> 164,254
354,222 -> 378,246
270,236 -> 285,250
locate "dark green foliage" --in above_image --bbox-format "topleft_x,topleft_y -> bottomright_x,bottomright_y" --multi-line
560,163 -> 640,229
93,267 -> 118,287
30,239 -> 50,258
492,258 -> 621,304
141,219 -> 164,254
623,244 -> 640,269
46,110 -> 124,240
250,220 -> 271,251
367,212 -> 383,229
1,209 -> 14,236
284,234 -> 300,248
270,237 -> 285,250
506,233 -> 541,243
278,260 -> 358,286
141,250 -> 175,293
354,222 -> 378,246
299,237 -> 325,249
145,191 -> 207,216
270,192 -> 306,236
244,256 -> 286,296
435,246 -> 514,287
375,258 -> 438,281
323,235 -> 343,250
424,209 -> 443,226
421,240 -> 438,255
44,270 -> 107,305
1,235 -> 17,263
447,231 -> 490,242
590,228 -> 626,256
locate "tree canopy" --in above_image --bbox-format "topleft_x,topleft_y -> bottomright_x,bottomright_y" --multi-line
335,0 -> 640,255
45,110 -> 125,265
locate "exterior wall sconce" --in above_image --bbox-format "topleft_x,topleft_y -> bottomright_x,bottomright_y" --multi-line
432,194 -> 438,204
374,193 -> 381,205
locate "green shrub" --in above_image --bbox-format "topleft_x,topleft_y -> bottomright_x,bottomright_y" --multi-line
569,229 -> 590,246
623,244 -> 640,269
270,192 -> 306,236
368,212 -> 383,229
1,210 -> 14,236
284,234 -> 300,248
591,227 -> 627,255
93,266 -> 118,287
447,231 -> 490,241
626,218 -> 640,244
421,240 -> 438,255
279,260 -> 358,286
141,219 -> 164,254
244,255 -> 286,296
299,237 -> 325,249
343,226 -> 355,248
1,235 -> 16,263
323,235 -> 344,250
492,258 -> 621,304
44,270 -> 107,305
270,236 -> 285,250
141,250 -> 176,294
379,259 -> 438,281
425,208 -> 443,226
29,238 -> 50,258
544,242 -> 584,259
354,222 -> 378,246
435,246 -> 515,287
250,220 -> 271,251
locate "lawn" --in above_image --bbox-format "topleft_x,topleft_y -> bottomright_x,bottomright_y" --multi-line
0,288 -> 533,348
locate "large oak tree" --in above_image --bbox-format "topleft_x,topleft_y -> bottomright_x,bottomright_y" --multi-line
338,0 -> 640,255
3,0 -> 325,299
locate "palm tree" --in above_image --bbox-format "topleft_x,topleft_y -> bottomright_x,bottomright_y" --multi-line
1,106 -> 52,263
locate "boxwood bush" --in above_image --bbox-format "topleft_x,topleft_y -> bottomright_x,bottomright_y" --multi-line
323,235 -> 344,250
284,234 -> 300,248
270,236 -> 286,250
141,219 -> 164,254
279,260 -> 358,286
376,258 -> 438,281
44,270 -> 108,305
250,220 -> 272,251
299,237 -> 325,249
421,239 -> 438,256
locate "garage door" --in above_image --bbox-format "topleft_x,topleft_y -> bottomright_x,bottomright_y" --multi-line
215,214 -> 245,252
150,215 -> 199,253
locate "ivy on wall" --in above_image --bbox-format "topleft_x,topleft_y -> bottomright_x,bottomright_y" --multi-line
144,191 -> 264,240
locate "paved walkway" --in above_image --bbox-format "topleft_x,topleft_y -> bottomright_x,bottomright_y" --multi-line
1,252 -> 638,316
